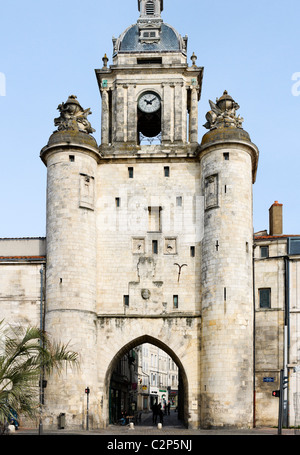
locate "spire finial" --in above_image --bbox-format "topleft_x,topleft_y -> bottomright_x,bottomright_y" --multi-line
102,54 -> 109,68
191,52 -> 197,67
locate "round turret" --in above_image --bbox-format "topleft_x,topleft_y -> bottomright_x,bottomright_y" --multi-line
199,92 -> 259,428
40,96 -> 100,429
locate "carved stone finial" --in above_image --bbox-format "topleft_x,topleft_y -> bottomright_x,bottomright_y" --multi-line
203,90 -> 244,130
54,95 -> 95,134
102,53 -> 109,68
191,52 -> 197,66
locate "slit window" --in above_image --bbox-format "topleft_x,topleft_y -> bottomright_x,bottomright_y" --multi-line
176,196 -> 182,207
124,295 -> 129,307
190,246 -> 195,257
128,167 -> 134,178
115,197 -> 120,208
164,166 -> 170,177
173,295 -> 178,309
152,240 -> 158,254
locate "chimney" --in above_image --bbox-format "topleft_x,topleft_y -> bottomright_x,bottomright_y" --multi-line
269,201 -> 283,236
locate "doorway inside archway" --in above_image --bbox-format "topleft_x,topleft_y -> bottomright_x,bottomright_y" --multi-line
106,336 -> 188,428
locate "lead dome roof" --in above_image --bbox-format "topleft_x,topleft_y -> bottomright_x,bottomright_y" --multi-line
113,22 -> 187,56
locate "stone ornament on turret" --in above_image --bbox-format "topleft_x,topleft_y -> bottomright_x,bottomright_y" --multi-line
40,95 -> 99,166
200,90 -> 259,184
54,95 -> 96,134
203,90 -> 244,130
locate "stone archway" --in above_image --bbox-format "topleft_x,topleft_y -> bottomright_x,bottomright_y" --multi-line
104,334 -> 189,427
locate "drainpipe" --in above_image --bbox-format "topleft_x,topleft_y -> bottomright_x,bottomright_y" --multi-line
283,256 -> 290,428
252,243 -> 257,428
39,265 -> 45,435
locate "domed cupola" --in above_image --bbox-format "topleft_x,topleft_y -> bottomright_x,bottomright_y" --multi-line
112,0 -> 187,57
95,0 -> 203,150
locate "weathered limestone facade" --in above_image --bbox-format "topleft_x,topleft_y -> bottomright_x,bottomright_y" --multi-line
37,1 -> 259,430
199,127 -> 257,427
1,0 -> 299,431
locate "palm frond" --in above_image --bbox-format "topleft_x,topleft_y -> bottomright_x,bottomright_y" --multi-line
0,320 -> 79,425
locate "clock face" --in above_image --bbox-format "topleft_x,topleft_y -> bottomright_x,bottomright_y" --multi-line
138,92 -> 161,113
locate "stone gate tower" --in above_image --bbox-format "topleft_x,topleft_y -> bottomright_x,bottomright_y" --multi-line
40,0 -> 259,430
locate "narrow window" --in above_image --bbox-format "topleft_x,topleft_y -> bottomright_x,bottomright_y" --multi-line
289,238 -> 300,255
164,166 -> 170,177
124,295 -> 129,307
128,167 -> 134,178
173,295 -> 178,309
148,206 -> 161,232
115,197 -> 120,207
259,288 -> 271,309
176,196 -> 182,207
69,155 -> 75,162
223,152 -> 229,160
190,246 -> 195,257
224,287 -> 227,301
260,246 -> 269,258
152,240 -> 158,254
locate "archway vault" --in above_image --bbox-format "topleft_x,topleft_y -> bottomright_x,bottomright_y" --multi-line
104,333 -> 189,427
105,334 -> 187,386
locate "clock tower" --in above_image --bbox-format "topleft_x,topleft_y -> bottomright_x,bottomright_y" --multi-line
95,0 -> 203,150
40,0 -> 258,430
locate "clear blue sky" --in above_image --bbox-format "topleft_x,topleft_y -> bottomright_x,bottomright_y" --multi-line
0,0 -> 299,238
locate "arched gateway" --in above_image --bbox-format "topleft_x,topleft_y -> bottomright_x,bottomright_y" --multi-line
103,333 -> 191,427
40,0 -> 258,431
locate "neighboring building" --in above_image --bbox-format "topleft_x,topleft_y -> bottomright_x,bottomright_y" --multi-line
110,343 -> 179,420
254,201 -> 300,428
0,0 -> 299,430
110,349 -> 139,423
0,238 -> 46,329
137,343 -> 178,411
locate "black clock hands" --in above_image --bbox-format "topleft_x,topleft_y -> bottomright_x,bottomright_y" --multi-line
144,97 -> 157,105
